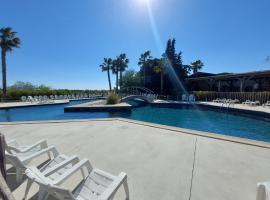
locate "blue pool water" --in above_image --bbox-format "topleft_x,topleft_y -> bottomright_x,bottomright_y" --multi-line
0,100 -> 270,142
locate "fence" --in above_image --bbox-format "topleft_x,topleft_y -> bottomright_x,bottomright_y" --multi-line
193,91 -> 270,103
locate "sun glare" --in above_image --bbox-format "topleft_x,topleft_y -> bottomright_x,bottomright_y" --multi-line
136,0 -> 150,6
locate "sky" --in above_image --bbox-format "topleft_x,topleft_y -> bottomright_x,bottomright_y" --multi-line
1,0 -> 270,89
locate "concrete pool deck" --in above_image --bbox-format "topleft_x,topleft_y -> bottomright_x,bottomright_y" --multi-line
65,100 -> 132,112
152,100 -> 270,117
1,118 -> 270,200
0,100 -> 69,109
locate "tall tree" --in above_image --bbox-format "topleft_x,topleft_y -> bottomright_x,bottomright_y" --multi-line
154,58 -> 166,95
117,53 -> 129,89
138,51 -> 152,87
112,59 -> 119,92
0,27 -> 20,99
100,58 -> 113,91
190,60 -> 204,74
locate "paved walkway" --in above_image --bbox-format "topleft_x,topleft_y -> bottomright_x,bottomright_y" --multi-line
153,100 -> 270,114
1,119 -> 270,200
0,100 -> 69,108
199,101 -> 270,114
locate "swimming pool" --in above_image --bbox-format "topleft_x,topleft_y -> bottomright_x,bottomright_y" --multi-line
0,100 -> 270,142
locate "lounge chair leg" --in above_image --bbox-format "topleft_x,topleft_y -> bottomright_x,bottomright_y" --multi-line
81,168 -> 86,179
38,186 -> 49,200
16,168 -> 24,182
23,179 -> 34,200
47,152 -> 51,160
123,179 -> 130,200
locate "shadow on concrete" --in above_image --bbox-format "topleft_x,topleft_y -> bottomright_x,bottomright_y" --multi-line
6,159 -> 51,192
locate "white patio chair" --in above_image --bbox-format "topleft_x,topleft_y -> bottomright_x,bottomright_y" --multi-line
6,139 -> 48,154
181,94 -> 187,101
189,94 -> 195,102
242,100 -> 251,105
21,96 -> 27,102
263,101 -> 270,107
24,155 -> 80,200
27,96 -> 35,103
257,182 -> 270,200
25,159 -> 129,200
5,144 -> 60,182
212,98 -> 220,103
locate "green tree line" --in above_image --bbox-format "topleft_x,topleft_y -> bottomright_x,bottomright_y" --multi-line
100,38 -> 204,95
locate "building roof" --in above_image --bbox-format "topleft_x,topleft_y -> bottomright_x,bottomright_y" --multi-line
186,70 -> 270,81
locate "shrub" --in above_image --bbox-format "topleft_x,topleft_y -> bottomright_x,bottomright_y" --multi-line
106,93 -> 120,105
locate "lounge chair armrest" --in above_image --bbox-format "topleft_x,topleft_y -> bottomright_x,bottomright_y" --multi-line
22,146 -> 59,164
19,139 -> 48,153
42,155 -> 80,176
99,172 -> 127,200
5,153 -> 25,169
53,159 -> 92,185
6,139 -> 16,145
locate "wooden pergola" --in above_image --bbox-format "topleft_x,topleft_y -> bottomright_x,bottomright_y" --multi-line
186,70 -> 270,92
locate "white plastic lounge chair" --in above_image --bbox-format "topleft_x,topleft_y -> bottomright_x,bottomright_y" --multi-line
189,94 -> 195,102
249,101 -> 260,106
27,96 -> 35,103
242,100 -> 251,105
182,94 -> 187,101
257,181 -> 270,200
25,159 -> 129,200
6,139 -> 48,154
21,96 -> 27,102
24,155 -> 80,200
212,98 -> 220,103
263,101 -> 270,107
5,142 -> 60,182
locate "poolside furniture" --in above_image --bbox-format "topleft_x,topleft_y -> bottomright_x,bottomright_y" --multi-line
250,101 -> 260,106
5,143 -> 60,182
21,96 -> 27,102
213,98 -> 221,103
242,100 -> 251,105
6,139 -> 48,154
24,155 -> 80,200
263,101 -> 270,107
257,181 -> 270,200
189,94 -> 195,102
25,158 -> 129,200
230,99 -> 240,104
49,95 -> 54,100
182,94 -> 187,101
27,96 -> 37,103
34,96 -> 39,103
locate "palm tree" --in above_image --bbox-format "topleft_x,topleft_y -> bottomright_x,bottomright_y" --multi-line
100,58 -> 113,91
190,60 -> 204,74
138,51 -> 152,87
0,27 -> 21,99
118,53 -> 129,89
154,58 -> 166,95
112,59 -> 120,92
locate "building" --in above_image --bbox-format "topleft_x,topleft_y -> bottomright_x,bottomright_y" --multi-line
186,70 -> 270,92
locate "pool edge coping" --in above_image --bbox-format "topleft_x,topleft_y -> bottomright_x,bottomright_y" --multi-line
0,118 -> 270,149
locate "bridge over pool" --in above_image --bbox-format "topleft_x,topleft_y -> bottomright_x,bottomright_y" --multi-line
119,87 -> 157,103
